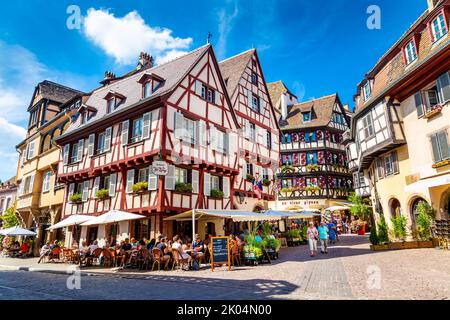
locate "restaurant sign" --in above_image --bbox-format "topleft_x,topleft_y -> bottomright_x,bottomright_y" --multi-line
151,160 -> 169,176
211,236 -> 230,272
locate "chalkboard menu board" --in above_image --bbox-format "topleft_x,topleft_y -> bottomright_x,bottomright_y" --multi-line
211,237 -> 230,271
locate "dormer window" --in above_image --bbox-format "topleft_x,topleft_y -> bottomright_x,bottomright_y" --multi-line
404,39 -> 418,65
107,98 -> 115,114
431,13 -> 448,42
104,91 -> 125,114
144,81 -> 152,98
302,112 -> 311,122
363,82 -> 372,101
29,108 -> 39,128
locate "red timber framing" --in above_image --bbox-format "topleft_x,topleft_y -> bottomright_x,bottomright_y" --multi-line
220,49 -> 281,206
56,44 -> 241,236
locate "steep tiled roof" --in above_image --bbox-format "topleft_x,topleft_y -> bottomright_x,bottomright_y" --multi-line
37,80 -> 83,103
280,93 -> 337,129
0,176 -> 16,189
267,81 -> 297,107
64,44 -> 211,135
219,49 -> 255,97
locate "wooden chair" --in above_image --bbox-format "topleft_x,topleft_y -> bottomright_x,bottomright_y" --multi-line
86,248 -> 103,266
115,249 -> 126,268
48,247 -> 61,263
103,249 -> 115,267
230,241 -> 241,266
61,248 -> 72,263
171,248 -> 189,271
137,249 -> 151,270
151,248 -> 170,271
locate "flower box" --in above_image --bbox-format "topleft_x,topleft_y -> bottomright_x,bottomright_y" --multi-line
69,193 -> 82,203
424,105 -> 443,119
210,189 -> 224,199
417,240 -> 433,248
402,241 -> 419,249
432,159 -> 450,169
388,242 -> 404,250
174,182 -> 193,194
95,189 -> 110,200
132,182 -> 148,193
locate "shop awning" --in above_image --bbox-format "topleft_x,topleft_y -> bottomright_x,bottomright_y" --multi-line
0,226 -> 37,236
326,206 -> 351,212
163,209 -> 280,222
81,210 -> 146,226
404,173 -> 450,193
47,214 -> 94,230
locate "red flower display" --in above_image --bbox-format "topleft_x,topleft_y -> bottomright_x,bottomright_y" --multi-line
318,176 -> 327,188
292,133 -> 298,142
316,130 -> 323,140
299,132 -> 305,142
325,131 -> 331,141
300,153 -> 307,165
325,151 -> 332,164
318,151 -> 325,164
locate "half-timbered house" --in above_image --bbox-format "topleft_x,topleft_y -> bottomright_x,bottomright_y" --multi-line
219,49 -> 280,212
56,45 -> 241,245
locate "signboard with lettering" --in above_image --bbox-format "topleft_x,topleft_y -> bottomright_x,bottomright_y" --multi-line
211,236 -> 230,271
151,161 -> 168,176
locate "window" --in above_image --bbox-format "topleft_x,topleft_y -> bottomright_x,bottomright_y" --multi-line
431,13 -> 448,42
42,171 -> 52,193
383,152 -> 398,176
362,113 -> 375,139
404,40 -> 417,65
307,152 -> 317,164
201,85 -> 207,99
97,132 -> 106,154
211,175 -> 221,190
207,89 -> 215,103
306,177 -> 318,187
174,167 -> 188,184
27,141 -> 35,160
215,129 -> 226,153
138,168 -> 150,183
184,117 -> 196,144
144,82 -> 152,98
251,72 -> 258,85
102,176 -> 110,190
29,108 -> 39,127
437,72 -> 450,103
81,112 -> 88,125
107,99 -> 115,114
251,95 -> 260,112
302,112 -> 311,122
131,117 -> 143,143
266,131 -> 272,149
249,123 -> 256,141
70,142 -> 79,163
246,162 -> 254,176
363,82 -> 371,101
431,131 -> 450,163
426,88 -> 440,108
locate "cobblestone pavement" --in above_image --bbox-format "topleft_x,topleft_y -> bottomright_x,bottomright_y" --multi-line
0,235 -> 449,300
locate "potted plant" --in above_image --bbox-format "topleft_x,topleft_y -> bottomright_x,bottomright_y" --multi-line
348,193 -> 372,235
210,189 -> 224,199
415,202 -> 434,248
95,189 -> 110,200
132,181 -> 148,193
174,182 -> 193,194
262,178 -> 271,187
69,193 -> 82,203
280,165 -> 295,174
306,164 -> 320,172
246,174 -> 254,182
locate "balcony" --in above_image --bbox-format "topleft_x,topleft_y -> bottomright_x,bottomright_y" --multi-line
277,187 -> 352,200
278,164 -> 350,175
424,104 -> 443,119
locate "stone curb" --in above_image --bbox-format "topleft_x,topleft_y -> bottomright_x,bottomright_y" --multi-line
0,264 -> 112,277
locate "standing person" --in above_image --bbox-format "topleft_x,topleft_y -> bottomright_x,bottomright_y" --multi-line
317,222 -> 329,254
327,221 -> 337,245
307,222 -> 319,257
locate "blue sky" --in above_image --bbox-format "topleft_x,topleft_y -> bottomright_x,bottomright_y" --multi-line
0,0 -> 427,181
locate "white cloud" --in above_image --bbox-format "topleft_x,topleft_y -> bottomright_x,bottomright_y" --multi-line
216,0 -> 239,60
292,81 -> 306,102
83,9 -> 193,65
155,49 -> 189,65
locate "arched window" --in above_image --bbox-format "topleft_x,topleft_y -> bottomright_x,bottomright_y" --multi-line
61,121 -> 70,134
390,198 -> 402,218
411,198 -> 427,224
41,134 -> 52,153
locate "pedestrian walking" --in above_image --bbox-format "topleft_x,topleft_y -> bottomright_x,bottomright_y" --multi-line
317,222 -> 329,254
307,222 -> 319,257
327,220 -> 337,244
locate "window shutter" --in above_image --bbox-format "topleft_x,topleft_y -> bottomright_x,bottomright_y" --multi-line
88,134 -> 95,156
104,127 -> 112,152
210,125 -> 218,149
195,80 -> 203,96
242,160 -> 247,178
198,120 -> 207,147
223,176 -> 230,198
18,180 -> 24,196
438,131 -> 450,160
165,165 -> 175,190
148,166 -> 158,191
437,72 -> 450,103
93,177 -> 100,198
82,180 -> 89,201
215,92 -> 221,105
174,112 -> 184,139
121,120 -> 129,146
414,92 -> 424,117
431,134 -> 441,162
109,173 -> 117,197
192,170 -> 199,194
126,169 -> 135,193
204,173 -> 211,196
28,174 -> 35,194
245,121 -> 251,139
247,89 -> 253,107
227,131 -> 237,155
377,159 -> 384,179
68,183 -> 75,200
21,149 -> 26,165
77,139 -> 84,162
392,152 -> 399,174
192,120 -> 197,145
28,141 -> 35,159
142,112 -> 152,139
63,144 -> 70,164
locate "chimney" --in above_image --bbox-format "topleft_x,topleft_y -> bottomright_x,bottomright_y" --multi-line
104,71 -> 116,80
137,52 -> 154,70
427,0 -> 439,11
281,93 -> 289,121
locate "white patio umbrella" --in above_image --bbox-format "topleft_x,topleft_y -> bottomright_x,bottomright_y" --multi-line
47,214 -> 94,230
326,206 -> 351,212
0,226 -> 37,237
80,210 -> 146,226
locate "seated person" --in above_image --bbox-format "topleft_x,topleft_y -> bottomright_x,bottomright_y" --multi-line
120,238 -> 132,251
89,240 -> 99,255
130,238 -> 138,249
191,234 -> 205,259
155,237 -> 171,262
79,241 -> 90,257
147,239 -> 156,251
37,241 -> 51,263
172,236 -> 191,262
50,240 -> 60,250
18,241 -> 30,257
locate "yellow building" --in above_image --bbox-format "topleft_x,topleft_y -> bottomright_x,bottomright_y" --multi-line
15,80 -> 83,252
345,0 -> 450,235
